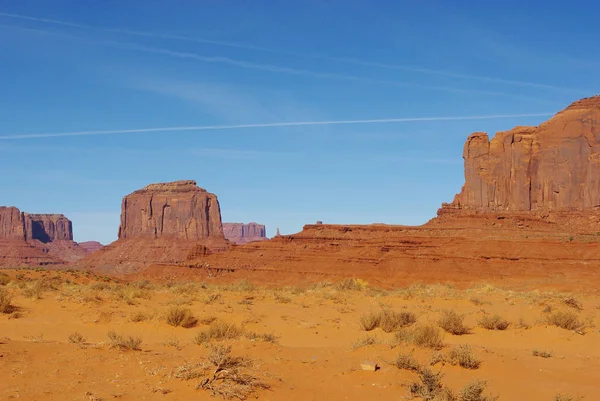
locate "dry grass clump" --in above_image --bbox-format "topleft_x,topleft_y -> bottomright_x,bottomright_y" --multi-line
130,311 -> 149,322
458,380 -> 498,401
336,278 -> 369,291
532,349 -> 553,358
68,332 -> 86,344
274,293 -> 292,304
352,335 -> 380,349
409,368 -> 453,400
562,297 -> 582,310
22,278 -> 57,299
0,287 -> 15,314
395,324 -> 444,349
554,394 -> 582,401
359,310 -> 416,332
244,331 -> 278,344
107,330 -> 142,351
478,314 -> 510,330
438,310 -> 470,335
196,343 -> 270,400
165,306 -> 198,328
545,310 -> 583,331
448,345 -> 481,369
193,321 -> 244,345
199,316 -> 218,325
0,272 -> 10,286
391,352 -> 421,372
113,285 -> 152,305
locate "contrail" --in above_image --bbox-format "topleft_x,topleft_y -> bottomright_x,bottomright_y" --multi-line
0,113 -> 553,140
0,24 -> 561,103
0,11 -> 583,94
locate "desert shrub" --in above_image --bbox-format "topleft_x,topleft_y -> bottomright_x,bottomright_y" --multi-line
359,311 -> 381,331
274,294 -> 292,304
448,345 -> 480,369
197,343 -> 270,400
68,332 -> 86,344
229,280 -> 256,292
438,310 -> 470,335
429,351 -> 447,366
409,368 -> 453,400
244,331 -> 278,344
352,335 -> 379,349
0,288 -> 15,314
532,349 -> 553,358
0,272 -> 10,286
380,310 -> 417,332
130,311 -> 149,322
562,297 -> 582,310
458,380 -> 498,401
392,352 -> 421,372
478,314 -> 510,330
554,394 -> 582,401
199,316 -> 218,325
107,330 -> 142,351
203,293 -> 221,304
165,306 -> 198,328
336,278 -> 369,291
396,324 -> 444,349
193,321 -> 244,345
22,278 -> 57,299
546,310 -> 583,331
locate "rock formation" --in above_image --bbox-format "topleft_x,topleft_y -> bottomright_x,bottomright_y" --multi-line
0,206 -> 86,266
223,222 -> 268,244
81,180 -> 229,271
78,241 -> 104,254
119,180 -> 224,240
442,96 -> 600,212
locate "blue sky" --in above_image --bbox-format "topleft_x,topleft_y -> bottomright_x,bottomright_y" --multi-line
0,1 -> 598,244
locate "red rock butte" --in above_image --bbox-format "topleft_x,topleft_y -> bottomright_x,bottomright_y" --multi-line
223,222 -> 268,244
82,180 -> 229,271
0,206 -> 85,266
443,95 -> 600,213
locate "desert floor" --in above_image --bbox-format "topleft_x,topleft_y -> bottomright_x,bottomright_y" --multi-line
1,269 -> 599,401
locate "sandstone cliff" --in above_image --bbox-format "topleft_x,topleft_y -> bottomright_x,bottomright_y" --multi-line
119,180 -> 224,240
0,206 -> 25,240
24,213 -> 73,242
81,180 -> 229,271
223,222 -> 268,244
443,96 -> 600,212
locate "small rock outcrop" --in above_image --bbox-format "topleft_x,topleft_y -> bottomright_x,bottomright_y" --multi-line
223,222 -> 268,244
119,180 -> 224,240
78,241 -> 104,254
443,96 -> 600,213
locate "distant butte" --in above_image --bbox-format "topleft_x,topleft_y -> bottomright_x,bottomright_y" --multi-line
223,222 -> 268,244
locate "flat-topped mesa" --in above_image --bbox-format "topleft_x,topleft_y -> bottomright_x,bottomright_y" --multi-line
0,206 -> 26,240
223,222 -> 267,244
119,180 -> 225,241
24,213 -> 73,242
443,95 -> 600,213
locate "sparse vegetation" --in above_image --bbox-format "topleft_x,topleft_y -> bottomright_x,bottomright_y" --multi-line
68,332 -> 86,344
409,368 -> 453,400
546,310 -> 583,331
352,335 -> 379,349
193,321 -> 244,345
359,309 -> 416,332
165,306 -> 198,328
196,343 -> 270,400
274,293 -> 292,304
0,287 -> 15,314
448,345 -> 480,369
563,297 -> 582,310
532,349 -> 553,358
130,311 -> 149,322
107,330 -> 142,351
459,380 -> 498,401
244,331 -> 278,343
391,352 -> 421,372
0,272 -> 10,286
438,310 -> 470,335
395,324 -> 444,349
554,394 -> 582,401
478,314 -> 510,330
336,278 -> 369,291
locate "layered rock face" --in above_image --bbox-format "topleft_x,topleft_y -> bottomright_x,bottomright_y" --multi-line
0,207 -> 25,240
223,222 -> 268,244
119,180 -> 224,240
444,96 -> 600,212
82,181 -> 229,271
24,213 -> 73,242
0,207 -> 85,266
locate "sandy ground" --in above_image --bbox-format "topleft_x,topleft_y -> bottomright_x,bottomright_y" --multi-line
1,269 -> 599,401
